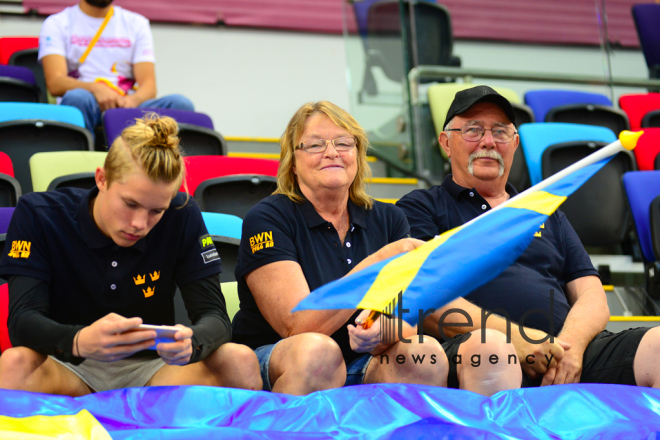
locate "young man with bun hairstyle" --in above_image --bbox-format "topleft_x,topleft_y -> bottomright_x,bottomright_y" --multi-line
0,114 -> 261,396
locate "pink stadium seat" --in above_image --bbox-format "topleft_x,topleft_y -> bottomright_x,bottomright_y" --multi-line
181,155 -> 279,195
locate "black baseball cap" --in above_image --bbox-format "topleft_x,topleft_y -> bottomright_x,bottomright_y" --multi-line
445,85 -> 516,126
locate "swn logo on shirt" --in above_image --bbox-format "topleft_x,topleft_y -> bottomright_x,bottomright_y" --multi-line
250,231 -> 274,254
8,241 -> 31,259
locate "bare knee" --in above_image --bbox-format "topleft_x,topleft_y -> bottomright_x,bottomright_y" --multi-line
205,343 -> 262,390
457,329 -> 521,396
273,333 -> 345,394
0,347 -> 46,375
0,347 -> 48,390
634,327 -> 660,388
372,335 -> 448,386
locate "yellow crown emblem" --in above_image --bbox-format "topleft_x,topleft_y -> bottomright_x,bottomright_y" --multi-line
133,274 -> 146,285
149,271 -> 160,282
143,286 -> 155,298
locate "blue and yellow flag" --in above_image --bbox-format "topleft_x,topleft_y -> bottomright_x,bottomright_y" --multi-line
294,132 -> 640,325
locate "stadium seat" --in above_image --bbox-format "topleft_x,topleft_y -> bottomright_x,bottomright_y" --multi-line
518,122 -> 617,185
619,93 -> 660,130
103,108 -> 227,155
0,64 -> 41,103
623,171 -> 660,298
0,207 -> 15,352
0,174 -> 21,207
0,37 -> 38,65
541,138 -> 635,247
0,152 -> 14,178
0,282 -> 10,353
632,128 -> 660,171
0,103 -> 93,193
181,155 -> 279,196
29,151 -> 107,192
524,89 -> 628,134
632,4 -> 660,80
642,109 -> 660,128
8,48 -> 47,103
175,281 -> 240,327
195,175 -> 277,219
358,0 -> 460,98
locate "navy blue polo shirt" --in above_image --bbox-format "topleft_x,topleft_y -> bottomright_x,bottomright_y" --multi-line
396,175 -> 598,336
0,187 -> 221,339
232,194 -> 410,363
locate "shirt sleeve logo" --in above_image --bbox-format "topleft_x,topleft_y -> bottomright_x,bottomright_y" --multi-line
8,241 -> 31,259
201,249 -> 220,264
199,234 -> 214,250
250,231 -> 274,254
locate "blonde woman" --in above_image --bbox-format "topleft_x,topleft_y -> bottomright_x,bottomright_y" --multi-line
232,101 -> 448,395
0,114 -> 261,396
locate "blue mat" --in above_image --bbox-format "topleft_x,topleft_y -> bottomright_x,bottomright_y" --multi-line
1,384 -> 660,439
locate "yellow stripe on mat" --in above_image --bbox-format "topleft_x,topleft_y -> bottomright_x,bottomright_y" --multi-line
0,410 -> 111,439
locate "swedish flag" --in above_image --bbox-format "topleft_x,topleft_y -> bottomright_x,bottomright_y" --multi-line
294,132 -> 641,325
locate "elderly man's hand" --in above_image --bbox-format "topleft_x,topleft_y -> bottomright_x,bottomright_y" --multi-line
347,309 -> 381,353
541,338 -> 583,385
511,325 -> 571,379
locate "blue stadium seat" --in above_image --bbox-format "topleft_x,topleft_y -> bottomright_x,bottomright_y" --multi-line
518,122 -> 616,186
524,89 -> 612,122
623,171 -> 660,298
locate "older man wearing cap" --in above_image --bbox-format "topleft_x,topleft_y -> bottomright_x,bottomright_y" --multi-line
397,85 -> 660,390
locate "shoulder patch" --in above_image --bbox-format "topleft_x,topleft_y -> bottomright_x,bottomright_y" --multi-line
199,234 -> 214,250
249,231 -> 274,253
201,249 -> 220,264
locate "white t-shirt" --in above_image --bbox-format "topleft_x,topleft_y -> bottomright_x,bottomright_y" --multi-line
38,4 -> 155,95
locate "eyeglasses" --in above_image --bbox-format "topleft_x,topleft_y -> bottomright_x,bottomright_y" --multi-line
297,136 -> 357,154
446,125 -> 517,143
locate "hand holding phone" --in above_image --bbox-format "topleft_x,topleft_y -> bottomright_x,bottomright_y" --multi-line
134,324 -> 180,348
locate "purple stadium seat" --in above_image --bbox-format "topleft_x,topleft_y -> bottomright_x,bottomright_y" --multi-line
102,108 -> 225,156
0,65 -> 40,103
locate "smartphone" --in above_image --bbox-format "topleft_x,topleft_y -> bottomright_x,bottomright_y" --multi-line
134,324 -> 179,348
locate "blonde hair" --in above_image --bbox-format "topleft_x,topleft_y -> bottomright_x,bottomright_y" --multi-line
104,113 -> 187,195
275,101 -> 373,208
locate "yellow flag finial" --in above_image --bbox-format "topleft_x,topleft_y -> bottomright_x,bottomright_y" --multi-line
619,130 -> 643,151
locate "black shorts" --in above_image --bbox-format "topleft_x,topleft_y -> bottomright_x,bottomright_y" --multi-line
441,327 -> 651,389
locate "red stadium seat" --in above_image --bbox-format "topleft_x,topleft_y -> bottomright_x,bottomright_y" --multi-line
0,283 -> 11,352
0,152 -> 15,178
181,155 -> 279,195
634,128 -> 660,171
0,37 -> 39,65
619,93 -> 660,131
